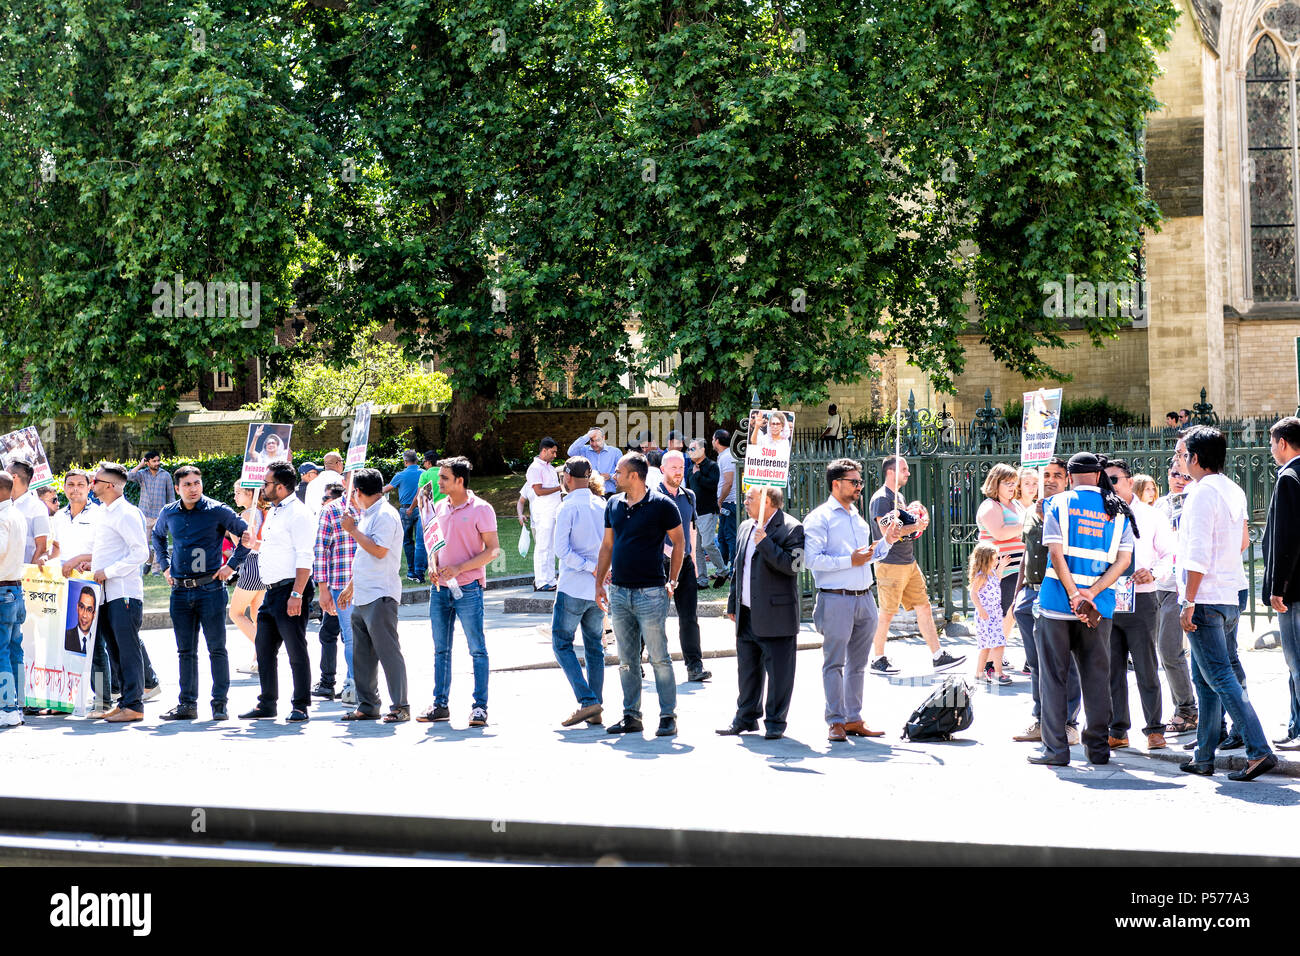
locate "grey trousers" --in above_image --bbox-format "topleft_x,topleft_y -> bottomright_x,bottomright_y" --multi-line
351,598 -> 408,714
1109,591 -> 1163,737
694,513 -> 725,581
1155,588 -> 1196,715
814,590 -> 878,725
1038,616 -> 1113,763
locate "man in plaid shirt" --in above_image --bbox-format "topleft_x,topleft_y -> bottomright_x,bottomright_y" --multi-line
313,483 -> 359,703
128,451 -> 175,575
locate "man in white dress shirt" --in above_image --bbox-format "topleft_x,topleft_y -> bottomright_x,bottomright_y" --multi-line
306,452 -> 345,516
88,463 -> 150,723
241,461 -> 317,723
0,473 -> 26,727
526,438 -> 562,591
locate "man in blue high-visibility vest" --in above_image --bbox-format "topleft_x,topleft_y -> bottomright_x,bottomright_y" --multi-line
1029,451 -> 1136,767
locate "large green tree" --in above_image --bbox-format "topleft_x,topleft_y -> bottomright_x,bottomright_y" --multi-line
0,0 -> 322,431
611,0 -> 1177,423
300,0 -> 630,470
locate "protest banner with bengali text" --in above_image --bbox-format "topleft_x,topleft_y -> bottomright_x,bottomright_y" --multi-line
20,567 -> 101,715
1021,388 -> 1063,467
239,423 -> 293,489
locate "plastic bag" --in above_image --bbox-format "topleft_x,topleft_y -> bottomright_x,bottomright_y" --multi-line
518,524 -> 531,557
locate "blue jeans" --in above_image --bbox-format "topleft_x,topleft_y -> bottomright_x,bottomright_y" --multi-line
429,580 -> 488,709
551,590 -> 604,707
171,580 -> 229,708
414,513 -> 427,578
0,586 -> 25,712
716,501 -> 738,573
318,585 -> 355,687
401,508 -> 425,578
1187,603 -> 1272,763
1279,605 -> 1300,739
609,584 -> 675,720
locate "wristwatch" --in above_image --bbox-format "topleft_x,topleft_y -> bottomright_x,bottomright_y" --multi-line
1180,599 -> 1195,611
291,590 -> 303,599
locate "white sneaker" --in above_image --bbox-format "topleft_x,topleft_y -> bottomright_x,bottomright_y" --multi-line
143,685 -> 161,701
0,710 -> 21,727
341,685 -> 356,705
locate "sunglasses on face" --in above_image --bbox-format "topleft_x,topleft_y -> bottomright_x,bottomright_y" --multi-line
837,477 -> 864,487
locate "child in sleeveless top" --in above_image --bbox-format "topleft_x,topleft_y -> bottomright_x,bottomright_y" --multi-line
970,543 -> 1012,684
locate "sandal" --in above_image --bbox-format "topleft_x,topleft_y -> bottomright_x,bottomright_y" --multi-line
383,707 -> 410,724
341,710 -> 381,721
1166,714 -> 1198,734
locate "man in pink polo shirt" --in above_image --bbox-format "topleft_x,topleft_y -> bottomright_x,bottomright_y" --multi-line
416,456 -> 502,728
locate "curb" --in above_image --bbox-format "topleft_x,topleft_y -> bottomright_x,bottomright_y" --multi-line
1117,740 -> 1300,778
0,796 -> 1291,866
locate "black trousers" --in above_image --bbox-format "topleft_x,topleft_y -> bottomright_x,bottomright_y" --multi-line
256,580 -> 315,712
1038,615 -> 1112,763
99,598 -> 145,712
1109,591 -> 1163,737
664,556 -> 702,673
318,606 -> 340,686
734,607 -> 796,734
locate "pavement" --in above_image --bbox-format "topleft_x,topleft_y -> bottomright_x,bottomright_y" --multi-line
5,586 -> 1300,863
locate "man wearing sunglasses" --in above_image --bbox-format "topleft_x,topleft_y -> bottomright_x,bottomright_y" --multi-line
88,463 -> 150,723
803,458 -> 904,742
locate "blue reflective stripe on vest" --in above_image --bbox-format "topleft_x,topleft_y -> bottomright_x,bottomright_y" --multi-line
1040,487 -> 1127,619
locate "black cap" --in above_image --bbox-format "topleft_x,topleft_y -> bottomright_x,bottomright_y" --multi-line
1067,452 -> 1102,474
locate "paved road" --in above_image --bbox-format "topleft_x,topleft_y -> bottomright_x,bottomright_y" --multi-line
4,590 -> 1298,860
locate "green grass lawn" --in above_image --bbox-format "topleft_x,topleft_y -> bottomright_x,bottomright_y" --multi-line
143,472 -> 731,609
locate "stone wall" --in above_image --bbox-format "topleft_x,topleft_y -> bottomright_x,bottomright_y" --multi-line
0,415 -> 172,472
1232,319 -> 1300,414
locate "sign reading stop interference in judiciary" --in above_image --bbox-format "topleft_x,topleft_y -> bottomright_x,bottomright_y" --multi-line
743,408 -> 795,491
1021,388 -> 1063,467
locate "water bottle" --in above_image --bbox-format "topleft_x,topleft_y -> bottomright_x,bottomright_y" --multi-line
446,577 -> 463,600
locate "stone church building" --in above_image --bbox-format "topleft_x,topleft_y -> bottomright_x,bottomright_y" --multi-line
819,0 -> 1300,428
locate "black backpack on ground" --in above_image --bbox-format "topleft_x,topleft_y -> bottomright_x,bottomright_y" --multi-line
902,676 -> 974,741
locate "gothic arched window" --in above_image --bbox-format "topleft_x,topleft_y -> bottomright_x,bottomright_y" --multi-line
1247,30 -> 1297,300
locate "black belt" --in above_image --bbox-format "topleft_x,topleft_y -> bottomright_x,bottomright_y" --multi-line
819,587 -> 871,596
0,580 -> 19,587
171,573 -> 218,589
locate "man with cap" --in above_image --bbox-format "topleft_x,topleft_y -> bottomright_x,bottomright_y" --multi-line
296,462 -> 320,508
1029,451 -> 1136,767
306,453 -> 345,515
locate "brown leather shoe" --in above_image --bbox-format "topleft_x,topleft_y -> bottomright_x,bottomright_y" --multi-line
1147,732 -> 1167,750
563,704 -> 603,727
844,720 -> 885,737
1108,735 -> 1129,749
828,722 -> 848,742
105,708 -> 144,723
1012,720 -> 1042,742
93,707 -> 121,721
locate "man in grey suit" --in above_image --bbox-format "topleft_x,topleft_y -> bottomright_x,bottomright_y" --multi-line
719,486 -> 804,739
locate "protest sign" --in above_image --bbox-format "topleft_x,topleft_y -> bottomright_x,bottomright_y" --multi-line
21,567 -> 101,715
239,423 -> 293,489
742,409 -> 795,492
345,403 -> 373,473
0,426 -> 53,489
1021,388 -> 1063,467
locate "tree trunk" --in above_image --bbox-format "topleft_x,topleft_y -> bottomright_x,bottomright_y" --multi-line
678,376 -> 727,440
444,391 -> 507,474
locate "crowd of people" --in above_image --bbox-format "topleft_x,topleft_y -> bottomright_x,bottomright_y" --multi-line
0,414 -> 1296,786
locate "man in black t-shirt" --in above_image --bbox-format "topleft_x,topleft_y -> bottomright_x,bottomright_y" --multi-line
866,456 -> 965,675
686,438 -> 726,588
595,452 -> 687,737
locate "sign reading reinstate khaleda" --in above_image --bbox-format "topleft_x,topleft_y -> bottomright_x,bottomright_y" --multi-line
743,408 -> 795,492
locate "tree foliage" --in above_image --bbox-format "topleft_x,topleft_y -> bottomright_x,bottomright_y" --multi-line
0,0 -> 321,431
